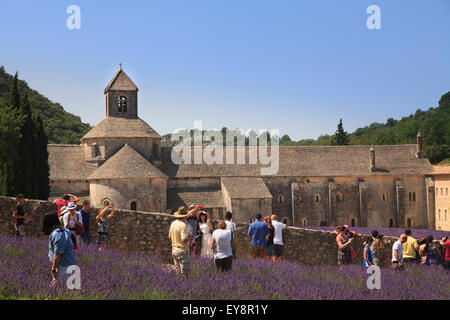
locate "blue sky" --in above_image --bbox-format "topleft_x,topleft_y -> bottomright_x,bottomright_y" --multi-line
1,0 -> 449,140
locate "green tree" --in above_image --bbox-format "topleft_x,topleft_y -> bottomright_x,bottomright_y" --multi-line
9,72 -> 20,109
0,105 -> 24,196
332,119 -> 349,145
32,113 -> 50,199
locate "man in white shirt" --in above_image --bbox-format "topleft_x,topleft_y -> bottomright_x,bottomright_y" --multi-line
392,233 -> 407,270
271,214 -> 288,261
63,202 -> 83,246
211,221 -> 235,272
224,211 -> 237,259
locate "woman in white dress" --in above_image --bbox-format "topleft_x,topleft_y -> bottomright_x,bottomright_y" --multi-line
198,211 -> 214,258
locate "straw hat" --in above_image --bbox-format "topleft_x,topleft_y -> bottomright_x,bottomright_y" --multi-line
174,206 -> 189,218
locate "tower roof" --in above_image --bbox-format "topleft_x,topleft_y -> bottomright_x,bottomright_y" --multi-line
88,144 -> 167,180
81,117 -> 161,141
104,66 -> 138,93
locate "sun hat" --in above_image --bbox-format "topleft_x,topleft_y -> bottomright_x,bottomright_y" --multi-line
174,206 -> 189,218
60,206 -> 69,215
67,202 -> 77,210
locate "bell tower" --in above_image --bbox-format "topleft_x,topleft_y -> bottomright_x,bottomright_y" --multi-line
104,65 -> 139,119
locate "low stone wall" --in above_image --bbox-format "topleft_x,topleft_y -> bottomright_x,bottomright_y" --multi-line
0,196 -> 445,267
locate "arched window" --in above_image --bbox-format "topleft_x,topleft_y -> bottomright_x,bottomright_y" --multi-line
118,95 -> 127,113
351,218 -> 356,227
445,209 -> 448,222
441,188 -> 444,196
389,218 -> 394,228
382,192 -> 387,201
130,201 -> 137,211
413,192 -> 416,201
336,192 -> 343,202
155,199 -> 161,212
438,209 -> 441,221
302,218 -> 307,227
409,192 -> 412,201
278,195 -> 284,203
314,193 -> 321,202
407,218 -> 412,228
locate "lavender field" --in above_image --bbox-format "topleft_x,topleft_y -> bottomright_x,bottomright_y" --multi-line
0,233 -> 448,300
296,226 -> 450,240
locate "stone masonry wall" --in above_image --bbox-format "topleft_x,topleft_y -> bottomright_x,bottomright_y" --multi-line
0,197 -> 445,267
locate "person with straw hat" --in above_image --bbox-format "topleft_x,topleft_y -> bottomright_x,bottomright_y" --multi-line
169,206 -> 193,278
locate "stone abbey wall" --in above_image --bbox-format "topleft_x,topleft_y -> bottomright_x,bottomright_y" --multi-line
0,196 -> 445,267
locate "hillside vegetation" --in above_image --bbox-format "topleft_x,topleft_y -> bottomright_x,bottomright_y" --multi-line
0,66 -> 91,144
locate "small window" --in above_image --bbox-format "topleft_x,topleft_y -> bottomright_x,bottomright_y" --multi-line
302,218 -> 307,227
445,209 -> 448,222
407,218 -> 412,228
413,192 -> 416,201
314,193 -> 321,202
278,195 -> 284,203
336,192 -> 343,202
382,193 -> 387,201
118,95 -> 127,113
438,209 -> 441,221
351,218 -> 355,227
446,188 -> 448,197
389,218 -> 394,228
155,199 -> 161,212
441,188 -> 444,196
130,201 -> 137,211
409,192 -> 412,201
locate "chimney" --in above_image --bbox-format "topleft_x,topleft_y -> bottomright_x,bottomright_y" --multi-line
370,145 -> 376,172
416,131 -> 424,158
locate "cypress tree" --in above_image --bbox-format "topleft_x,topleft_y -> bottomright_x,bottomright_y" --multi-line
332,119 -> 350,145
10,72 -> 20,110
32,113 -> 50,200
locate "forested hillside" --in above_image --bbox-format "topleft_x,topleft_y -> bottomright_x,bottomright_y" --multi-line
0,66 -> 91,144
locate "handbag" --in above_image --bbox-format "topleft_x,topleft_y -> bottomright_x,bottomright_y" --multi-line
74,213 -> 85,235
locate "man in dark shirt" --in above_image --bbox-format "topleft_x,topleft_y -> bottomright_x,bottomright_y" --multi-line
12,194 -> 32,238
79,200 -> 91,246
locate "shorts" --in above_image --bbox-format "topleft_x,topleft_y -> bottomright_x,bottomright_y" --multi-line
172,250 -> 191,275
98,232 -> 108,245
266,243 -> 274,256
251,246 -> 266,259
274,244 -> 284,257
337,250 -> 351,266
214,256 -> 233,272
392,261 -> 405,271
15,224 -> 25,237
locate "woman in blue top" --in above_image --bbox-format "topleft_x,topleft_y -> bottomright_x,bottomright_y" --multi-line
363,237 -> 374,267
42,212 -> 77,286
96,204 -> 115,251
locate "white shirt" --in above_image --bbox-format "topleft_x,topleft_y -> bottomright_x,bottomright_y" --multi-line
212,229 -> 233,259
225,220 -> 236,233
392,240 -> 403,262
272,220 -> 286,245
63,211 -> 83,231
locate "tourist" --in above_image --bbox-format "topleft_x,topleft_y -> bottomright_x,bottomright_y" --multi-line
264,216 -> 275,261
168,206 -> 192,278
79,200 -> 91,246
392,234 -> 408,270
271,214 -> 288,261
59,206 -> 67,226
363,237 -> 374,267
63,202 -> 83,247
247,213 -> 270,259
336,226 -> 353,266
402,229 -> 419,263
198,211 -> 214,258
54,193 -> 79,217
11,193 -> 31,238
439,236 -> 450,269
96,204 -> 115,251
419,236 -> 439,266
211,220 -> 235,272
371,230 -> 384,266
186,205 -> 201,255
42,212 -> 76,286
225,211 -> 237,259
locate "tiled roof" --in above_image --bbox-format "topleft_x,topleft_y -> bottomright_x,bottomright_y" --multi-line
81,117 -> 161,140
221,177 -> 272,199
